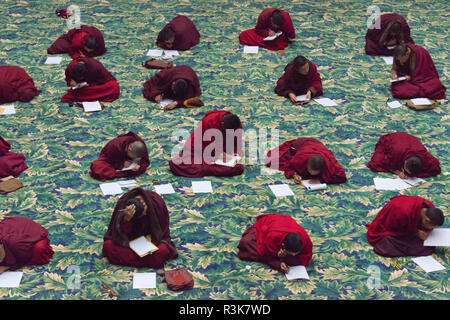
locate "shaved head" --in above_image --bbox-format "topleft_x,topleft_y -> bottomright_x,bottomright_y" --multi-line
128,141 -> 146,158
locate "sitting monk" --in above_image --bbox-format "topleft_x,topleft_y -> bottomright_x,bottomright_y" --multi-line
237,213 -> 313,273
156,15 -> 200,51
61,57 -> 120,103
169,110 -> 244,178
47,25 -> 106,59
239,8 -> 295,51
365,13 -> 414,56
274,55 -> 323,104
367,132 -> 441,178
0,136 -> 28,178
143,65 -> 202,111
90,132 -> 150,181
103,188 -> 178,269
266,138 -> 347,185
0,217 -> 54,275
366,195 -> 444,257
0,66 -> 41,104
391,44 -> 446,100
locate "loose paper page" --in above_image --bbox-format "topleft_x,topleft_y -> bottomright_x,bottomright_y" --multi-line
373,177 -> 411,190
269,184 -> 295,197
243,46 -> 259,54
192,181 -> 213,193
163,50 -> 179,56
411,98 -> 432,106
0,105 -> 16,115
411,256 -> 445,273
100,183 -> 123,195
146,49 -> 163,57
386,45 -> 396,50
133,273 -> 156,289
387,101 -> 402,109
82,101 -> 102,112
160,98 -> 174,108
285,266 -> 309,281
390,77 -> 406,83
0,272 -> 23,288
117,180 -> 137,188
402,177 -> 424,186
314,98 -> 338,107
45,56 -> 63,64
296,94 -> 310,102
154,183 -> 176,195
214,155 -> 240,167
121,159 -> 139,171
381,56 -> 393,65
302,179 -> 327,191
72,82 -> 88,90
129,236 -> 159,257
263,32 -> 282,41
424,228 -> 450,247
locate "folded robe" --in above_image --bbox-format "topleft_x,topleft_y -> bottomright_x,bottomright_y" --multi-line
266,138 -> 347,184
0,136 -> 28,178
391,43 -> 446,100
90,132 -> 150,181
157,15 -> 200,51
0,66 -> 41,104
239,8 -> 295,51
274,60 -> 323,98
366,132 -> 441,178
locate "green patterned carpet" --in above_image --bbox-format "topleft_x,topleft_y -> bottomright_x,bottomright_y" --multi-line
0,0 -> 448,300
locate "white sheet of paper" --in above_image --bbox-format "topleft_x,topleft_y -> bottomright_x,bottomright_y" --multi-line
285,266 -> 309,281
411,256 -> 445,273
45,56 -> 63,64
390,77 -> 406,83
159,98 -> 174,108
82,101 -> 102,113
243,46 -> 259,54
133,273 -> 156,289
100,183 -> 123,195
386,45 -> 396,50
72,82 -> 88,90
146,49 -> 163,57
314,98 -> 338,107
120,159 -> 139,171
0,272 -> 23,288
424,229 -> 450,247
296,94 -> 310,102
129,236 -> 158,257
263,32 -> 282,41
387,101 -> 402,108
163,50 -> 179,56
214,156 -> 240,167
154,183 -> 176,195
117,180 -> 137,188
373,177 -> 411,191
381,56 -> 393,65
269,184 -> 295,197
0,105 -> 16,115
411,98 -> 432,106
302,180 -> 327,191
192,181 -> 213,193
402,177 -> 424,186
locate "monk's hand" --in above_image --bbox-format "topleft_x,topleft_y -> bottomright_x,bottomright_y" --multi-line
293,173 -> 303,185
288,92 -> 297,104
69,80 -> 77,87
391,71 -> 398,80
123,160 -> 132,169
278,248 -> 288,258
268,29 -> 276,36
306,90 -> 312,101
394,170 -> 407,179
124,204 -> 136,222
0,266 -> 9,275
131,164 -> 141,172
280,262 -> 290,274
145,235 -> 152,242
405,75 -> 411,81
417,230 -> 430,241
154,95 -> 162,103
163,101 -> 178,111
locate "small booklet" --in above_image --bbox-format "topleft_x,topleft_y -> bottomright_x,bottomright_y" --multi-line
120,159 -> 139,171
314,97 -> 338,107
129,236 -> 159,257
45,56 -> 62,65
390,77 -> 406,83
72,82 -> 88,90
386,45 -> 396,50
0,105 -> 16,115
301,179 -> 327,191
214,155 -> 241,167
296,94 -> 310,103
263,32 -> 282,41
410,98 -> 432,106
159,98 -> 174,108
243,46 -> 259,54
401,177 -> 425,186
82,101 -> 102,113
387,100 -> 402,109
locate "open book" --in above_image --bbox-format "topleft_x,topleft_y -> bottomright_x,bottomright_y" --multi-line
129,236 -> 159,257
263,32 -> 282,41
301,179 -> 327,191
296,94 -> 310,103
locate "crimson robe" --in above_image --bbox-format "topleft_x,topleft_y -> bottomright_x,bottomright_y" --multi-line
157,15 -> 200,51
169,110 -> 244,177
47,25 -> 106,59
0,136 -> 28,178
366,132 -> 441,178
0,217 -> 53,270
90,132 -> 150,181
61,57 -> 120,103
143,65 -> 201,108
266,138 -> 347,184
365,195 -> 435,257
0,66 -> 41,104
239,8 -> 295,51
274,60 -> 323,98
365,13 -> 414,56
391,44 -> 446,100
103,188 -> 178,269
238,214 -> 313,271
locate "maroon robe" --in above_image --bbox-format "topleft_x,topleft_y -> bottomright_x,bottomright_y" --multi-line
366,195 -> 435,257
103,188 -> 178,269
365,13 -> 414,56
61,57 -> 120,103
143,65 -> 201,108
47,25 -> 106,59
156,15 -> 200,51
391,44 -> 446,100
238,214 -> 313,271
274,60 -> 323,98
0,136 -> 28,178
90,132 -> 150,181
0,217 -> 53,270
366,132 -> 441,178
266,138 -> 347,184
239,8 -> 295,51
0,66 -> 41,104
169,110 -> 244,178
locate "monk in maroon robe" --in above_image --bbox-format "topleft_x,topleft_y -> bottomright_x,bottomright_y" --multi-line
0,217 -> 54,274
367,132 -> 441,179
266,138 -> 347,185
365,13 -> 414,56
143,65 -> 201,111
47,25 -> 106,59
103,188 -> 178,269
391,44 -> 446,100
238,214 -> 313,273
275,56 -> 323,104
169,110 -> 244,178
239,8 -> 295,51
90,132 -> 150,181
366,195 -> 444,257
156,15 -> 200,51
0,66 -> 41,104
61,57 -> 120,103
0,136 -> 28,178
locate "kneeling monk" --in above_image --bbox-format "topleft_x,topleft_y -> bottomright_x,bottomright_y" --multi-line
90,132 -> 150,181
103,188 -> 178,269
156,15 -> 200,51
366,195 -> 444,257
0,136 -> 28,178
0,66 -> 41,104
169,110 -> 244,178
238,213 -> 313,273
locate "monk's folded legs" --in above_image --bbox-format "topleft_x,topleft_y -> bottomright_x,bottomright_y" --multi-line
373,235 -> 435,258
